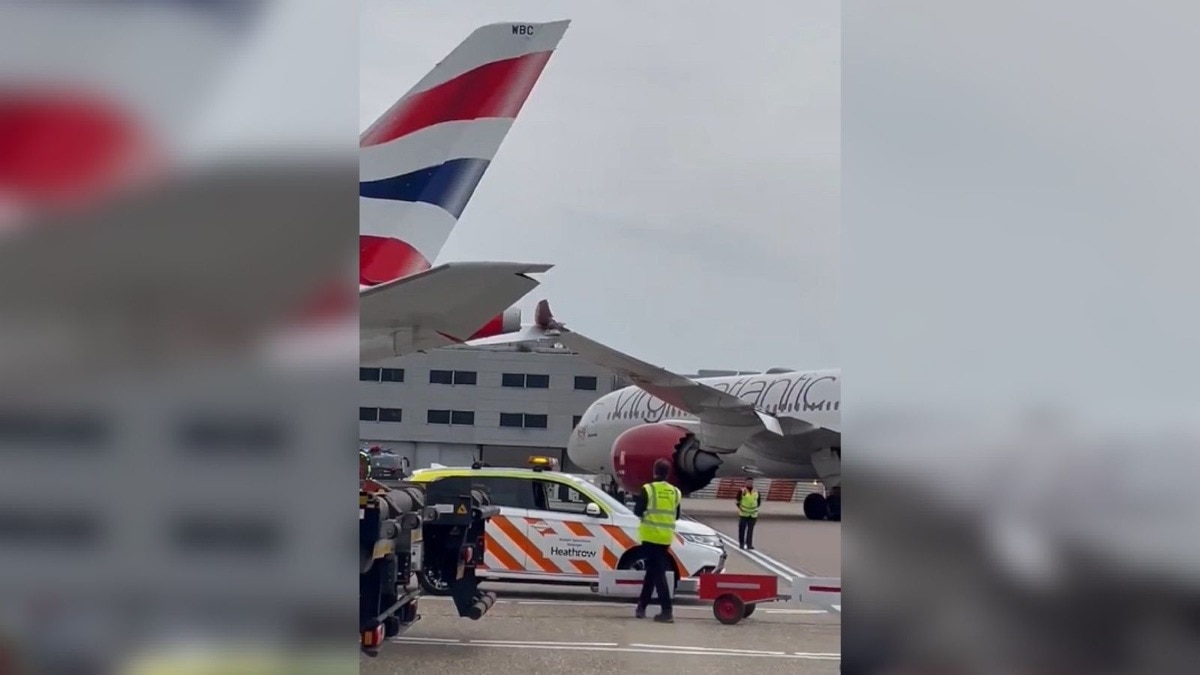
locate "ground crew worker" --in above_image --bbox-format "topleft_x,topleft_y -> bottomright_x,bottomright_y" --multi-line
632,458 -> 681,623
736,478 -> 762,550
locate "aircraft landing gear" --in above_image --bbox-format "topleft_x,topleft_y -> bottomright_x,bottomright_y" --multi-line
804,492 -> 827,520
803,490 -> 841,521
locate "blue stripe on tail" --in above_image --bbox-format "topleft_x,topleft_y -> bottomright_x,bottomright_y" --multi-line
359,157 -> 492,220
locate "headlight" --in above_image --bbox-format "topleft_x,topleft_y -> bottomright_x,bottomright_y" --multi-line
679,533 -> 723,548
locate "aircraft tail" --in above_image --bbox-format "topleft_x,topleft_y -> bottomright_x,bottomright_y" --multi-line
359,21 -> 570,287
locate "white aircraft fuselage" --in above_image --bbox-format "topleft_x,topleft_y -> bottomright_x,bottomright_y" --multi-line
568,368 -> 841,489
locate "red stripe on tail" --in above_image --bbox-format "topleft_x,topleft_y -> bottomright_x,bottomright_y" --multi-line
360,51 -> 555,147
359,235 -> 432,286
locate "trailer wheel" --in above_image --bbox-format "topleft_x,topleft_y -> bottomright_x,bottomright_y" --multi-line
743,603 -> 757,619
713,593 -> 745,625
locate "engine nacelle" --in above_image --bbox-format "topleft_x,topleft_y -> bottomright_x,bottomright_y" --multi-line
468,306 -> 522,341
611,422 -> 722,495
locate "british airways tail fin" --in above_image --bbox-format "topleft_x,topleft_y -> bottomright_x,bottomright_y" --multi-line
359,21 -> 570,287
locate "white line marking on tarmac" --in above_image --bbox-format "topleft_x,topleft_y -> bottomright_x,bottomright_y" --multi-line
470,639 -> 620,647
422,596 -> 829,615
630,643 -> 787,656
389,637 -> 839,660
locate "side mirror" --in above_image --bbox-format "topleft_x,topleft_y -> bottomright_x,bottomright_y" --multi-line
584,502 -> 603,517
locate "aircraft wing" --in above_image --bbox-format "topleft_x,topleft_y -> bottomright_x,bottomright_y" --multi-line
470,300 -> 841,447
360,261 -> 551,359
556,329 -> 782,433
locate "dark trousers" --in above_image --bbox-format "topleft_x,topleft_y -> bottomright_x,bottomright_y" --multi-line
738,516 -> 757,548
636,543 -> 673,615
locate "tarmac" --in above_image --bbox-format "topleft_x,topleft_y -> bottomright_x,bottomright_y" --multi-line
362,498 -> 840,674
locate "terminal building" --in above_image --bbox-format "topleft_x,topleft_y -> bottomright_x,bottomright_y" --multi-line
360,342 -> 625,472
360,341 -> 754,472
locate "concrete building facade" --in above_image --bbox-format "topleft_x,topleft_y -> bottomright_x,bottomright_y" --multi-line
360,343 -> 626,471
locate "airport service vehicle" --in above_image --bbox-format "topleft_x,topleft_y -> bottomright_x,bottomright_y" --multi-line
359,21 -> 571,361
365,447 -> 408,481
359,468 -> 499,657
406,457 -> 727,593
470,301 -> 843,520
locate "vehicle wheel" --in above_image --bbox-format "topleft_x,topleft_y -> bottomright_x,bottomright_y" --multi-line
826,492 -> 841,521
713,593 -> 745,625
618,547 -> 680,592
416,568 -> 452,596
804,493 -> 828,521
743,603 -> 757,619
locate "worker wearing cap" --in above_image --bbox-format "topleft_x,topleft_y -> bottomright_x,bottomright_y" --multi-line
632,458 -> 681,623
736,478 -> 762,550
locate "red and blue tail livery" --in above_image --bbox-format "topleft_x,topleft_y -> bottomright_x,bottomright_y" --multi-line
359,21 -> 570,288
357,21 -> 568,362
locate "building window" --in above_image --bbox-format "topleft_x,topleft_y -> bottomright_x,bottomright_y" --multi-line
359,368 -> 380,382
381,368 -> 404,383
500,413 -> 548,429
360,407 -> 378,422
426,409 -> 475,426
378,408 -> 403,423
573,375 -> 598,391
430,369 -> 475,385
501,373 -> 550,388
572,415 -> 583,427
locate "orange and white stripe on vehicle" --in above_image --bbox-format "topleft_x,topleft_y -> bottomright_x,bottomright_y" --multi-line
479,516 -> 527,572
494,516 -> 563,574
524,517 -> 604,575
524,517 -> 635,576
482,514 -> 699,578
482,530 -> 524,572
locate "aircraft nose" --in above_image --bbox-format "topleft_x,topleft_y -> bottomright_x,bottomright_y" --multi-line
566,419 -> 589,468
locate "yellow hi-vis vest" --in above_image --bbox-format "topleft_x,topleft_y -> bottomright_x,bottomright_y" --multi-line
738,489 -> 760,518
639,481 -> 681,546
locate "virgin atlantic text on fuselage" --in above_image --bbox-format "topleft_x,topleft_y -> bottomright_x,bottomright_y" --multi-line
606,372 -> 840,424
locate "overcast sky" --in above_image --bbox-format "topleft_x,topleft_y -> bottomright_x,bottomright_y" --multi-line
360,0 -> 840,374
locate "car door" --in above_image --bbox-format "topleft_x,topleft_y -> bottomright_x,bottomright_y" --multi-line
529,478 -> 613,576
467,476 -> 535,574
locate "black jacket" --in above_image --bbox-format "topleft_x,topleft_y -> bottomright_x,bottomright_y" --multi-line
632,483 -> 682,520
